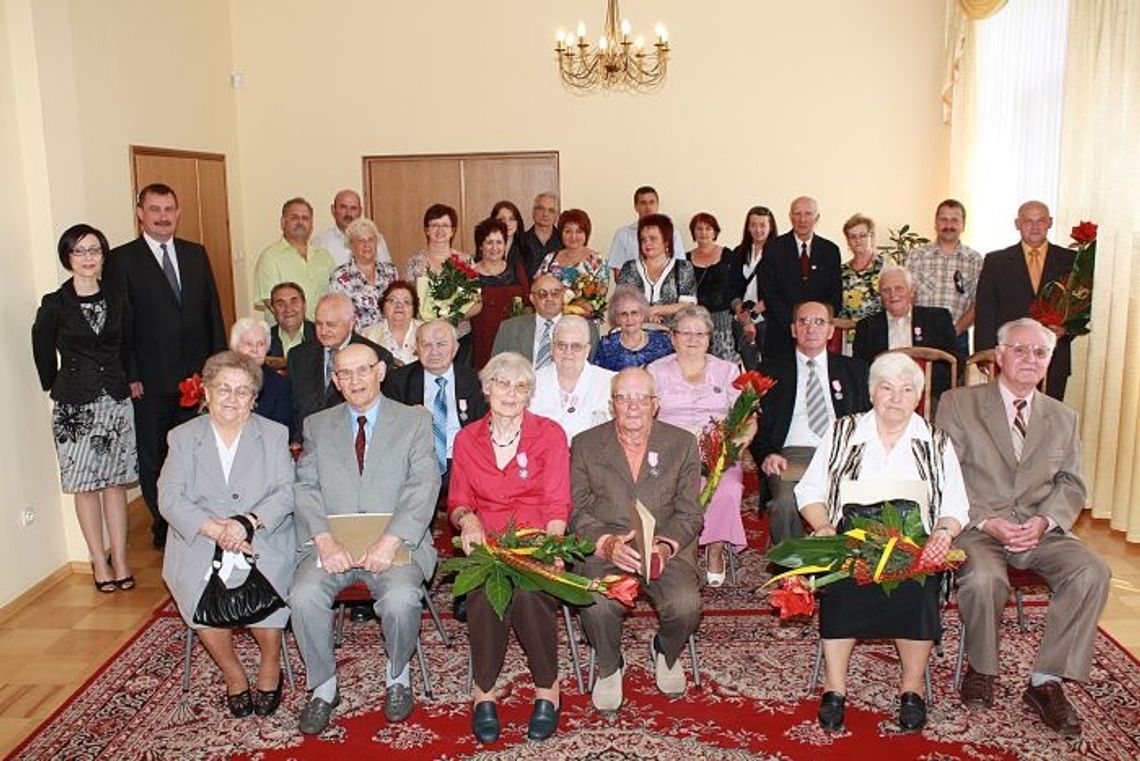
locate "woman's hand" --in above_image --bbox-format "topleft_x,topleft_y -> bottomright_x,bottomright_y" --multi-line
810,525 -> 837,537
733,413 -> 759,448
203,517 -> 250,553
920,528 -> 953,565
459,512 -> 485,556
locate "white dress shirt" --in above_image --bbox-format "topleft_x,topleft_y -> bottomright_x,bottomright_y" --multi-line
143,232 -> 181,286
784,350 -> 834,448
424,365 -> 460,458
529,364 -> 615,444
888,311 -> 913,349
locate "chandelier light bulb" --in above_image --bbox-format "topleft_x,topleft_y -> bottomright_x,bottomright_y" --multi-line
576,22 -> 587,40
556,29 -> 566,44
599,35 -> 608,50
620,18 -> 632,37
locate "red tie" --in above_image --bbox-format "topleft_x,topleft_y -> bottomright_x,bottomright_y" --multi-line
800,241 -> 811,283
355,415 -> 367,474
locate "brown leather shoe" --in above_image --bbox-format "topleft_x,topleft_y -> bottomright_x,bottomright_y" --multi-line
1022,681 -> 1081,738
959,666 -> 995,709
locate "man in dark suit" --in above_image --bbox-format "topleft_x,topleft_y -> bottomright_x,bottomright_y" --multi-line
852,266 -> 960,399
287,292 -> 393,447
936,318 -> 1109,738
492,274 -> 599,366
382,319 -> 488,493
520,192 -> 561,279
267,281 -> 316,358
759,196 -> 843,358
975,201 -> 1075,400
748,301 -> 871,544
105,183 -> 225,548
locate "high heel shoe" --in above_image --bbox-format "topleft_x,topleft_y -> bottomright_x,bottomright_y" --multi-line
253,674 -> 284,717
91,559 -> 116,594
704,547 -> 726,587
227,688 -> 254,718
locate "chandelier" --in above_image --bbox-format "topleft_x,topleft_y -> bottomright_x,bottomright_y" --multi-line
554,0 -> 670,93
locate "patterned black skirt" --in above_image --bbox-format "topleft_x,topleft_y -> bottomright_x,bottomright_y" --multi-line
52,393 -> 138,492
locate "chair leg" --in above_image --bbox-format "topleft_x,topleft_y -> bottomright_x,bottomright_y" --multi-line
562,605 -> 584,693
808,638 -> 823,695
924,659 -> 932,705
422,584 -> 451,647
280,629 -> 296,690
1015,588 -> 1028,632
466,650 -> 474,694
416,643 -> 433,700
333,601 -> 347,649
587,647 -> 596,691
952,617 -> 967,689
688,633 -> 701,690
726,547 -> 739,586
182,628 -> 195,693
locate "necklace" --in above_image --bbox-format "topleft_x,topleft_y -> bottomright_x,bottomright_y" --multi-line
490,421 -> 522,448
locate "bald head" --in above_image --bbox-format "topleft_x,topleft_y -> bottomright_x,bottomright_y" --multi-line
1015,200 -> 1052,249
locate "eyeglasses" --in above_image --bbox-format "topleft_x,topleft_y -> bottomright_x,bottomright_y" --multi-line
796,317 -> 832,328
1002,343 -> 1052,360
489,377 -> 532,394
553,341 -> 587,353
333,362 -> 379,381
616,309 -> 644,319
426,221 -> 453,230
212,385 -> 255,401
673,330 -> 709,339
612,393 -> 656,406
531,288 -> 563,299
70,246 -> 103,259
385,297 -> 413,306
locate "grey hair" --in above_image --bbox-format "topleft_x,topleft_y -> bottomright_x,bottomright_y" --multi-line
610,366 -> 657,396
416,318 -> 458,343
878,264 -> 913,289
228,316 -> 270,351
316,291 -> 355,319
202,350 -> 264,395
534,191 -> 559,205
553,314 -> 590,342
997,317 -> 1057,351
869,351 -> 925,396
479,351 -> 536,400
673,304 -> 715,334
606,285 -> 650,324
345,216 -> 380,243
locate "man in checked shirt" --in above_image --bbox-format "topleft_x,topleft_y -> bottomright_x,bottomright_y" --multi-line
905,199 -> 983,359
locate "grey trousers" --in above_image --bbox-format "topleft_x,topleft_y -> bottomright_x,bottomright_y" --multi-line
954,529 -> 1110,681
290,555 -> 426,690
577,556 -> 702,678
766,446 -> 815,544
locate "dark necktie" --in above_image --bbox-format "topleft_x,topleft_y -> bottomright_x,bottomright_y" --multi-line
160,243 -> 181,304
799,241 -> 811,283
355,415 -> 367,474
1012,399 -> 1028,461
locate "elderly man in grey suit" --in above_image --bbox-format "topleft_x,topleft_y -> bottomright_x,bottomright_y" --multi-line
570,367 -> 703,712
935,317 -> 1110,738
291,343 -> 440,734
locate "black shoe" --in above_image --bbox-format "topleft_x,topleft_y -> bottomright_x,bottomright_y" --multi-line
226,688 -> 253,718
527,698 -> 560,741
471,700 -> 499,744
453,594 -> 468,623
349,604 -> 374,623
253,675 -> 284,717
818,691 -> 845,732
899,691 -> 927,732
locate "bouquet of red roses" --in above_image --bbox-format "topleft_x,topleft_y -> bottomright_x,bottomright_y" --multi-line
1029,221 -> 1096,337
425,255 -> 481,325
696,371 -> 775,507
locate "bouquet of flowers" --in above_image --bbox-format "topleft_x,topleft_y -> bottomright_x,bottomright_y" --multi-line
696,371 -> 776,507
563,271 -> 607,319
510,295 -> 531,318
178,373 -> 204,408
425,255 -> 481,325
762,503 -> 967,619
440,526 -> 640,619
1029,221 -> 1096,337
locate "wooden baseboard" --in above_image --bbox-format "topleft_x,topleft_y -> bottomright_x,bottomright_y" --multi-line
0,564 -> 77,626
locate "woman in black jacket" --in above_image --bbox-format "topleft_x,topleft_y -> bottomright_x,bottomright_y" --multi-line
32,224 -> 138,593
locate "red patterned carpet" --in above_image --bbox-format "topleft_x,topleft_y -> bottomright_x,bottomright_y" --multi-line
10,505 -> 1140,759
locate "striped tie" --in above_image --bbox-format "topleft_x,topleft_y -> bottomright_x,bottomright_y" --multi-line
805,358 -> 830,438
1012,398 -> 1028,461
433,376 -> 449,473
535,319 -> 554,370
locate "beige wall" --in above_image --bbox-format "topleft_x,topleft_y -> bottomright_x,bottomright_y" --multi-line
1,0 -> 948,606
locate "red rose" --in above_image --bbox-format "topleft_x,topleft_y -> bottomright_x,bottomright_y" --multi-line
769,576 -> 816,620
178,373 -> 204,408
1028,299 -> 1064,328
600,574 -> 640,607
1070,221 -> 1097,245
732,370 -> 776,396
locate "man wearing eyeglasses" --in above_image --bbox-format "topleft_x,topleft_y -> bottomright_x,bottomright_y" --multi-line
975,201 -> 1075,400
570,367 -> 704,712
491,274 -> 599,366
287,292 -> 393,447
291,342 -> 440,733
521,192 -> 562,279
748,301 -> 871,544
935,317 -> 1109,739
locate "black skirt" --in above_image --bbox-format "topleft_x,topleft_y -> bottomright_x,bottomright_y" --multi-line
819,574 -> 942,641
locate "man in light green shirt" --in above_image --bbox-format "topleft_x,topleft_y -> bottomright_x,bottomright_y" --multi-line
255,197 -> 335,320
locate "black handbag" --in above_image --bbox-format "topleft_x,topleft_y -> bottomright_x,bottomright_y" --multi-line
192,517 -> 285,628
836,499 -> 922,534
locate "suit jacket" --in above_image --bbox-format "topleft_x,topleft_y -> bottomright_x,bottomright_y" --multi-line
974,242 -> 1075,381
269,320 -> 316,358
852,305 -> 960,397
256,364 -> 292,430
569,420 -> 704,569
286,333 -> 394,444
32,279 -> 132,404
491,314 -> 600,362
381,361 -> 488,426
934,383 -> 1085,532
104,237 -> 225,394
749,351 -> 871,463
157,414 -> 295,625
294,399 -> 440,580
758,232 -> 843,357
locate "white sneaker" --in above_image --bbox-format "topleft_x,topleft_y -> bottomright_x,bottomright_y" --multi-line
651,639 -> 686,696
591,665 -> 623,711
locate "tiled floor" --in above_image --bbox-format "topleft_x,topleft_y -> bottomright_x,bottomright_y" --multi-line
0,507 -> 1136,756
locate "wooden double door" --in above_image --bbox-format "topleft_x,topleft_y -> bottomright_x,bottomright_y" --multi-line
363,151 -> 559,272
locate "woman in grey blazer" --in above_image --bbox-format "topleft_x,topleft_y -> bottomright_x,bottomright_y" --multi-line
159,351 -> 295,718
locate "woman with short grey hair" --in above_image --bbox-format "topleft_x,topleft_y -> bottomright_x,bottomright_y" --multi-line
329,217 -> 399,329
594,285 -> 675,371
230,315 -> 291,429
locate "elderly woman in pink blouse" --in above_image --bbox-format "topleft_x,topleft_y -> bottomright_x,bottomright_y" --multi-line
647,305 -> 755,586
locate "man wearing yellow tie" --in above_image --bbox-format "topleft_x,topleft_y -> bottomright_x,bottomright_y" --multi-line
974,201 -> 1076,400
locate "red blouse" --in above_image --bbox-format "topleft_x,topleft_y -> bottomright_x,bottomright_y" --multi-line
448,410 -> 571,533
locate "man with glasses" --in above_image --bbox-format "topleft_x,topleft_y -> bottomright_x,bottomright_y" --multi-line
291,342 -> 440,733
936,317 -> 1109,738
287,292 -> 393,447
975,201 -> 1075,400
529,315 -> 615,443
491,274 -> 599,365
570,367 -> 704,712
748,301 -> 870,543
521,191 -> 561,279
